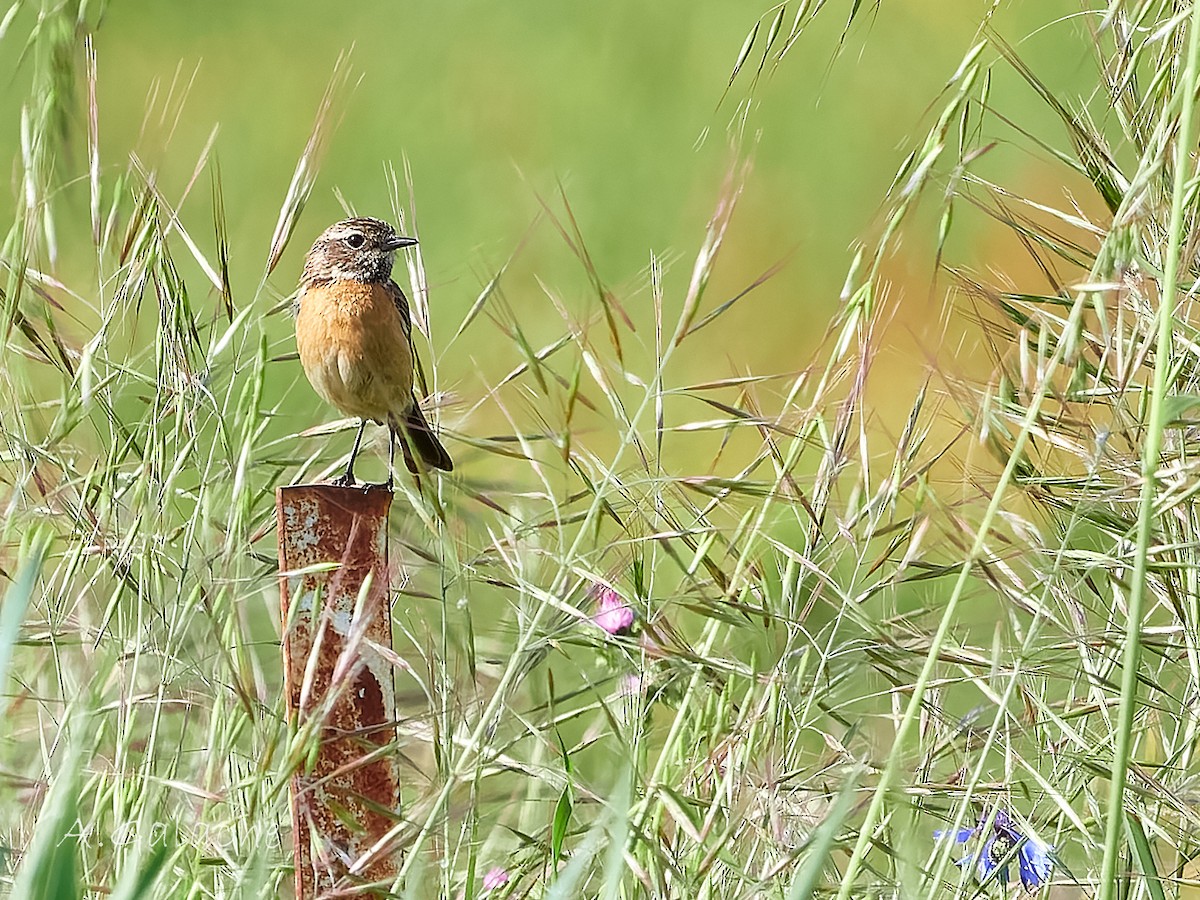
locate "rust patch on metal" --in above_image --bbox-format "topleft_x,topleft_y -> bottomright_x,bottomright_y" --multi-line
277,484 -> 399,897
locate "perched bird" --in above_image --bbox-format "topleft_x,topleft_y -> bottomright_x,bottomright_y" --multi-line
295,216 -> 453,486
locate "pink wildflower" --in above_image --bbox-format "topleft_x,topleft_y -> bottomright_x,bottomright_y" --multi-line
482,867 -> 510,892
621,673 -> 645,696
593,585 -> 635,635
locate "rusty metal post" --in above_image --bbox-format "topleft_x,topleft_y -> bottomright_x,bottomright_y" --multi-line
277,484 -> 399,897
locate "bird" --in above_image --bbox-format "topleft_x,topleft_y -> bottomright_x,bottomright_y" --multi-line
295,216 -> 453,487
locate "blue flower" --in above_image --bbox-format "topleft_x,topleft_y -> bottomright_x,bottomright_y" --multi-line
935,809 -> 1053,890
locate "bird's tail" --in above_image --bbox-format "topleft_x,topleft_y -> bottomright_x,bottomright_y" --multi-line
395,401 -> 453,473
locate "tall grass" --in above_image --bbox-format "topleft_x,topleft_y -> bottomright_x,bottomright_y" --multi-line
3,1 -> 1200,898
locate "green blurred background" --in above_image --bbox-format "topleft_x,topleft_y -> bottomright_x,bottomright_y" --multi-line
0,5 -> 1126,890
0,0 -> 1094,450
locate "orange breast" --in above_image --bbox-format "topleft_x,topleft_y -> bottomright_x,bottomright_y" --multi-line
295,282 -> 414,422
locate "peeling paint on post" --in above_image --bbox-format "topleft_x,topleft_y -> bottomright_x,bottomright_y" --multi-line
277,484 -> 399,897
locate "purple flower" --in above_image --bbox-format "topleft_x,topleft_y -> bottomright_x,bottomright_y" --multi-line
592,585 -> 635,635
481,866 -> 509,892
935,809 -> 1053,890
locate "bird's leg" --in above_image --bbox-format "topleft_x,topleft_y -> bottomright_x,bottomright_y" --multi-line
385,424 -> 397,491
332,419 -> 367,486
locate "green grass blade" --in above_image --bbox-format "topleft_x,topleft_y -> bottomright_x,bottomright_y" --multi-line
0,532 -> 48,717
11,728 -> 83,900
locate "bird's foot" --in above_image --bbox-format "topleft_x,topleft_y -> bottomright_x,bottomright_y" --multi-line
330,472 -> 357,488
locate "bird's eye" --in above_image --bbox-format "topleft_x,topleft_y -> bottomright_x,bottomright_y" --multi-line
346,233 -> 366,249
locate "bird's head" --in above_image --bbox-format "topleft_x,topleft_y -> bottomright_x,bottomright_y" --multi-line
301,217 -> 417,286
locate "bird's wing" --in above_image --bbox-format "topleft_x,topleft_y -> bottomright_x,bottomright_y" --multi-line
387,279 -> 413,339
387,277 -> 430,395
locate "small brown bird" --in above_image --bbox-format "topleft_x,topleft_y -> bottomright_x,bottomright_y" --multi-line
296,216 -> 453,486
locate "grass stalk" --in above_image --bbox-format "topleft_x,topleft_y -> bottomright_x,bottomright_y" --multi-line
834,287 -> 1087,897
388,184 -> 714,883
1096,4 -> 1200,896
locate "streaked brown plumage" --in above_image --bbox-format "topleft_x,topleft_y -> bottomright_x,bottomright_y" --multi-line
296,216 -> 452,485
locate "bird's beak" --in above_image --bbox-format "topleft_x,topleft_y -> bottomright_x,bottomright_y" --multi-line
383,235 -> 419,251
